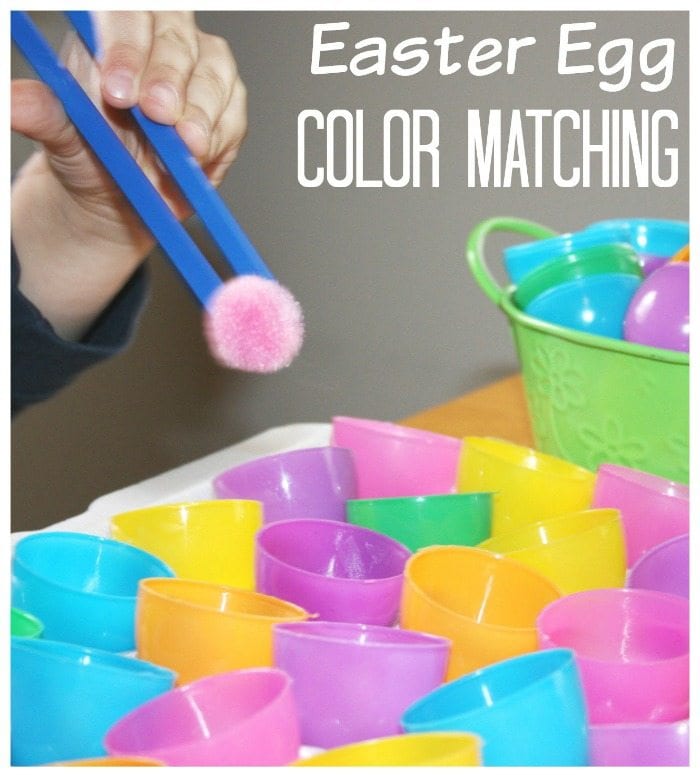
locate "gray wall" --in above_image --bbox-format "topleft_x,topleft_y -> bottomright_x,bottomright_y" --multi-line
11,11 -> 688,530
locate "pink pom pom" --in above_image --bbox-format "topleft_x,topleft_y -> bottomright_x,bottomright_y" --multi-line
203,275 -> 304,373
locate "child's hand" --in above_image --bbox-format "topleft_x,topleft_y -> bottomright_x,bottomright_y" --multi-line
11,12 -> 247,340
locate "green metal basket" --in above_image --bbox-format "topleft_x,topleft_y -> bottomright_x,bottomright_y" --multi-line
466,217 -> 689,483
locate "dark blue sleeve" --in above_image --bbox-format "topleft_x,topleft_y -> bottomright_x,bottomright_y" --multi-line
11,246 -> 149,415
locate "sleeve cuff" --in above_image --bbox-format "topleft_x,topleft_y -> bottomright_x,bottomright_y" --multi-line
11,249 -> 149,414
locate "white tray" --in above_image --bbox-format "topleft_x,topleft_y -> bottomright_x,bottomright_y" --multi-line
12,422 -> 331,544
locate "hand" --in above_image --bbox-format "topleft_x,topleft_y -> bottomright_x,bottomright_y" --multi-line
11,11 -> 247,340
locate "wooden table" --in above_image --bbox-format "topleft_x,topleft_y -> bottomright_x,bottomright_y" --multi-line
400,373 -> 534,447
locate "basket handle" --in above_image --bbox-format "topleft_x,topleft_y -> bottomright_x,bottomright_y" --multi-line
466,217 -> 558,305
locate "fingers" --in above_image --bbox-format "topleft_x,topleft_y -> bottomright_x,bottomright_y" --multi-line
177,31 -> 246,163
93,12 -> 247,172
201,76 -> 248,187
12,30 -> 105,155
11,79 -> 80,157
138,12 -> 199,124
93,11 -> 154,107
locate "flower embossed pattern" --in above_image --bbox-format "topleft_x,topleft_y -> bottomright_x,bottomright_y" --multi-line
522,342 -> 589,460
665,435 -> 689,482
578,417 -> 648,471
523,341 -> 648,472
529,344 -> 587,413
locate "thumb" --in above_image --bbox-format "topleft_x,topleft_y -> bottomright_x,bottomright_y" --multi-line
11,79 -> 82,157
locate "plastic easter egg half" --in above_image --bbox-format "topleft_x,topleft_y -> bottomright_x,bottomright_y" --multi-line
623,262 -> 689,352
